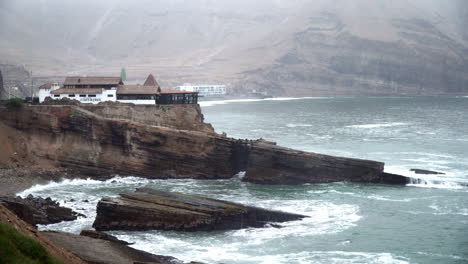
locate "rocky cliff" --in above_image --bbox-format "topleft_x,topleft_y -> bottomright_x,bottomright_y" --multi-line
0,64 -> 32,99
0,104 -> 408,185
0,70 -> 3,98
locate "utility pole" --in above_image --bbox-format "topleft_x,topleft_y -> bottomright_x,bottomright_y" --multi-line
31,70 -> 33,98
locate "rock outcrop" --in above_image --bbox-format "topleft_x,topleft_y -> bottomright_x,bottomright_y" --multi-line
93,188 -> 306,231
242,141 -> 408,185
410,169 -> 445,175
0,105 -> 410,185
80,229 -> 133,245
42,99 -> 215,133
44,231 -> 185,264
0,195 -> 83,226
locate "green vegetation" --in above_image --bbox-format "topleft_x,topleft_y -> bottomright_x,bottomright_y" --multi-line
4,98 -> 24,109
0,223 -> 64,264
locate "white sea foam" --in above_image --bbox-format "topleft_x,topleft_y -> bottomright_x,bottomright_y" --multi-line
308,189 -> 415,202
199,97 -> 330,107
286,123 -> 313,128
346,122 -> 409,129
121,201 -> 362,264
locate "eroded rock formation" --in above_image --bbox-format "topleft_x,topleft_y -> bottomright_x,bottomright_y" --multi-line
93,188 -> 306,231
0,104 -> 410,185
0,195 -> 83,226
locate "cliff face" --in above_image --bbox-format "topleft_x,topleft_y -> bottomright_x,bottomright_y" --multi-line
0,104 -> 407,184
0,105 -> 235,179
0,64 -> 32,99
43,100 -> 215,133
0,70 -> 3,98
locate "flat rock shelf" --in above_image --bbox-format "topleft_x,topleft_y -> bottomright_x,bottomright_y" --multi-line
93,188 -> 307,232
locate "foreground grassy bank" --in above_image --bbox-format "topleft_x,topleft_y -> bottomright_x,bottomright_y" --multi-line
0,223 -> 64,264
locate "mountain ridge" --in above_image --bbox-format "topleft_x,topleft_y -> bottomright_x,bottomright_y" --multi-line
0,0 -> 467,96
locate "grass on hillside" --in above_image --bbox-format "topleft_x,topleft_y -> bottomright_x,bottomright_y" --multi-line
0,223 -> 64,264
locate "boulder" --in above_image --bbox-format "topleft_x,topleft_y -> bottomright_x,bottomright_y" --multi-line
43,231 -> 184,264
0,195 -> 83,226
410,169 -> 446,175
80,229 -> 133,245
93,188 -> 306,232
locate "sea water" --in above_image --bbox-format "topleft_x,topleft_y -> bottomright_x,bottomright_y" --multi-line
19,97 -> 468,263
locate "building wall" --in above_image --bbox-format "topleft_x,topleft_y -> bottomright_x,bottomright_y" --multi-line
117,99 -> 155,105
175,85 -> 226,97
40,88 -> 117,104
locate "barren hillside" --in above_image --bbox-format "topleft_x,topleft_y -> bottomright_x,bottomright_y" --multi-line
0,0 -> 467,95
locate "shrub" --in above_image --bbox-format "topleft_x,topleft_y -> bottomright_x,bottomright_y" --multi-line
4,98 -> 24,109
0,223 -> 64,264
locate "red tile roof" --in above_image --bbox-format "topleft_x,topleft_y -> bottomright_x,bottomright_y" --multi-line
143,74 -> 159,87
117,85 -> 159,95
50,88 -> 103,94
39,83 -> 53,89
64,77 -> 123,86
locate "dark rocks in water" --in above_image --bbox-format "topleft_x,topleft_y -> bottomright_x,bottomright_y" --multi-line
410,169 -> 446,175
0,195 -> 83,226
372,173 -> 410,185
92,188 -> 306,232
242,142 -> 410,185
80,229 -> 133,245
43,231 -> 185,264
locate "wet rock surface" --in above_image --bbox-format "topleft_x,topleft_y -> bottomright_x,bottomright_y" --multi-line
410,169 -> 446,175
43,231 -> 185,264
80,229 -> 133,245
242,142 -> 409,185
0,195 -> 83,226
93,188 -> 306,232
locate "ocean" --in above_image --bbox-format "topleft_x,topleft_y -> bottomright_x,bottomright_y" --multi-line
19,97 -> 468,264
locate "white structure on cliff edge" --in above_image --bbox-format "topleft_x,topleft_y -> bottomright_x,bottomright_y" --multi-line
174,84 -> 226,98
38,74 -> 198,105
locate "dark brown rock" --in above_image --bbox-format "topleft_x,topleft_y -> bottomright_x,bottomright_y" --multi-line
410,169 -> 446,175
92,188 -> 306,232
241,142 -> 407,185
43,231 -> 184,264
80,229 -> 133,245
0,195 -> 83,226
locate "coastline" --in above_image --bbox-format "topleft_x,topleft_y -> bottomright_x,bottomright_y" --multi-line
0,168 -> 90,196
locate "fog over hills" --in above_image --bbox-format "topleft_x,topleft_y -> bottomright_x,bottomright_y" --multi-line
1,0 -> 467,96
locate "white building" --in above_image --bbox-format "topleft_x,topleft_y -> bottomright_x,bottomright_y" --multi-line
49,87 -> 117,104
174,84 -> 226,97
38,82 -> 60,102
38,74 -> 199,105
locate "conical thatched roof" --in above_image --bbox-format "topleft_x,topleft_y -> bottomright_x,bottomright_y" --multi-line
143,74 -> 159,87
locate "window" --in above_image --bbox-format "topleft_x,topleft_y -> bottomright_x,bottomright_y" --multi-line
69,94 -> 75,97
107,94 -> 114,97
54,95 -> 60,98
88,94 -> 96,97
